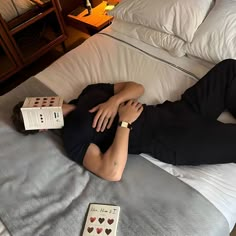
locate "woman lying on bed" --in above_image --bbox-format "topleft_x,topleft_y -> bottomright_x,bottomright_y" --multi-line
12,59 -> 236,181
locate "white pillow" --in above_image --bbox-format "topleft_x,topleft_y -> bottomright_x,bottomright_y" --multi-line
0,0 -> 18,21
14,0 -> 35,16
0,0 -> 35,22
186,0 -> 236,63
111,19 -> 186,57
109,0 -> 214,42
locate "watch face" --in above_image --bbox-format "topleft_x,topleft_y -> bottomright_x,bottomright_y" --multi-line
119,121 -> 132,129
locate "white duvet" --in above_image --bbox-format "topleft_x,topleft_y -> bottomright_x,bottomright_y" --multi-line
35,26 -> 236,231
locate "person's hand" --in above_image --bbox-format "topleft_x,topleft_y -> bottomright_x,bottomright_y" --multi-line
118,100 -> 143,124
89,97 -> 119,132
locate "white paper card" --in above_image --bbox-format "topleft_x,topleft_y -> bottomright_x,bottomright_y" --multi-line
82,204 -> 120,236
21,96 -> 64,130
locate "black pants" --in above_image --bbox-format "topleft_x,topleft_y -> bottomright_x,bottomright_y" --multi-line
159,59 -> 236,165
182,59 -> 236,120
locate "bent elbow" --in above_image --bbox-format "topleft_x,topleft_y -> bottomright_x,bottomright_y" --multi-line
100,168 -> 123,182
109,173 -> 122,182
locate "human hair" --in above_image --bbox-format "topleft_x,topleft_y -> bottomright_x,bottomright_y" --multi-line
11,101 -> 39,135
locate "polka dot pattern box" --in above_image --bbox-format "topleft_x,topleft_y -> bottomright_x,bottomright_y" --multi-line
21,96 -> 64,130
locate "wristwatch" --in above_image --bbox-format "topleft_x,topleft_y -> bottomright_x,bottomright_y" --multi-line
118,121 -> 132,130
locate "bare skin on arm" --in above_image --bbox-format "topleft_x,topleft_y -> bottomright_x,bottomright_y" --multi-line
89,82 -> 144,132
83,100 -> 143,181
83,82 -> 144,181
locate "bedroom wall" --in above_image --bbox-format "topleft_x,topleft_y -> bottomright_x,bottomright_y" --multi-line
58,0 -> 103,17
58,0 -> 84,17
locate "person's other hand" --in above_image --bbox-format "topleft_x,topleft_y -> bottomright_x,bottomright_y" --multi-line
89,97 -> 119,132
118,100 -> 143,124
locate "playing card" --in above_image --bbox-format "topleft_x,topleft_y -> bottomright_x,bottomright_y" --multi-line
82,204 -> 120,236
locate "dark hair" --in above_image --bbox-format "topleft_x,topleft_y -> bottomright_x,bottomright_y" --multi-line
11,101 -> 39,135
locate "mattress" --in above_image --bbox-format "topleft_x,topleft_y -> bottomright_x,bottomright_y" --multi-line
35,25 -> 236,231
0,0 -> 35,22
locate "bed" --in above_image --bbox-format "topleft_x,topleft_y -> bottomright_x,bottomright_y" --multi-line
0,0 -> 236,235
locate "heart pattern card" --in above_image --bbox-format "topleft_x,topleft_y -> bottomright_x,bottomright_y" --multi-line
82,204 -> 120,236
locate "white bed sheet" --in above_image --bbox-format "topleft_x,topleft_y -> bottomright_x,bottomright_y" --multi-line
35,26 -> 236,231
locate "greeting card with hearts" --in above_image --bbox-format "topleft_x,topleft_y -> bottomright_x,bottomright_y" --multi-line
82,204 -> 120,236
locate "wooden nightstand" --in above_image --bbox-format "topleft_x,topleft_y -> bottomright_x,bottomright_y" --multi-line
67,1 -> 117,34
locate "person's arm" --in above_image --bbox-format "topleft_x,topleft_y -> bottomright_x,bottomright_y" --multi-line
89,82 -> 144,132
83,100 -> 143,181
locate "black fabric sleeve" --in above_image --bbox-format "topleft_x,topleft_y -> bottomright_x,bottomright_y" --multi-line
63,109 -> 94,165
80,83 -> 114,96
64,83 -> 115,165
69,83 -> 114,105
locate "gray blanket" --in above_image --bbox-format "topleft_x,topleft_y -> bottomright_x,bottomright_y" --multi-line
0,78 -> 229,236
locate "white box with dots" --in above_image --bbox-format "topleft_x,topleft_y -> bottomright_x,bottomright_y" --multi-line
21,96 -> 64,130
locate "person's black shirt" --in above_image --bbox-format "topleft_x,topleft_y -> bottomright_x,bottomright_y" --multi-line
62,83 -> 181,166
